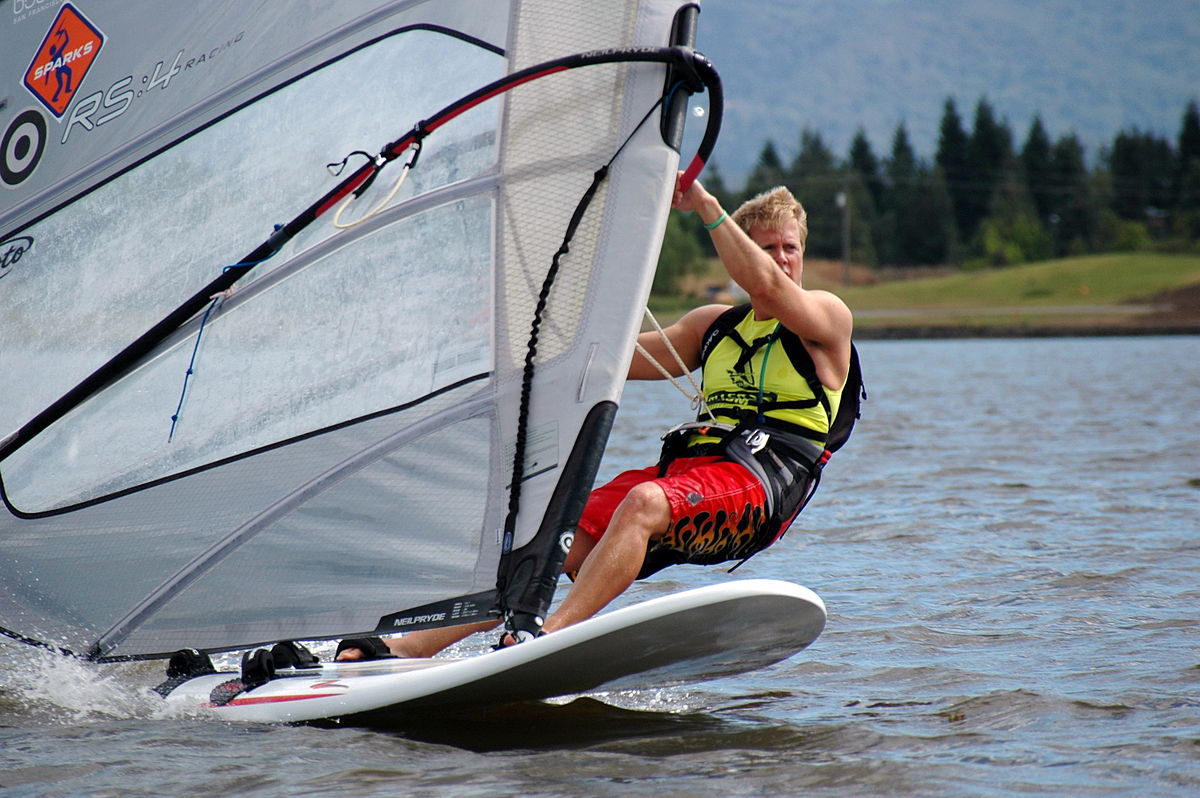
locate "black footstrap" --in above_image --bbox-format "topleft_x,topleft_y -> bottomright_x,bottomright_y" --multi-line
152,648 -> 216,697
270,640 -> 319,669
334,636 -> 394,660
206,647 -> 276,707
155,642 -> 319,704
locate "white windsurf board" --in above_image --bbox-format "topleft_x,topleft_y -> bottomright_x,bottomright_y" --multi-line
157,578 -> 825,723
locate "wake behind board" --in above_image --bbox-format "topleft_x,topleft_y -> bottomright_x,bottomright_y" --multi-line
158,579 -> 825,724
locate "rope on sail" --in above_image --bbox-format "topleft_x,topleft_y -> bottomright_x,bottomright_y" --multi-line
166,255 -> 276,442
167,295 -> 221,442
329,143 -> 422,229
634,307 -> 717,422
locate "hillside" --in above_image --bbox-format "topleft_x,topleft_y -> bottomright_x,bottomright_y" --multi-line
690,0 -> 1200,182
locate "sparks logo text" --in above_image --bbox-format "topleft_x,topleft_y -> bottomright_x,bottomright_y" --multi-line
22,3 -> 106,118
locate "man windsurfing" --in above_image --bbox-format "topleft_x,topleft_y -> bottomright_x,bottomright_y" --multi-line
338,173 -> 857,660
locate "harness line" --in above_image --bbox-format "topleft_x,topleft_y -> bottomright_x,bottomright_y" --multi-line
636,306 -> 717,422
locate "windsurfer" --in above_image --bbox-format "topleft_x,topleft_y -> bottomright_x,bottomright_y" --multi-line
337,174 -> 853,660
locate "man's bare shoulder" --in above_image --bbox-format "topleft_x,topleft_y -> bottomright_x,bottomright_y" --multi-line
677,303 -> 734,333
771,287 -> 854,342
631,304 -> 734,379
801,288 -> 852,312
673,303 -> 736,348
665,304 -> 731,365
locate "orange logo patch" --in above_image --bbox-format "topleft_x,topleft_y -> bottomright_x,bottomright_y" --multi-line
23,3 -> 105,118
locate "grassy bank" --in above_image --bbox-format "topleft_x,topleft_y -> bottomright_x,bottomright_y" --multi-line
843,253 -> 1200,335
841,253 -> 1200,309
651,253 -> 1200,336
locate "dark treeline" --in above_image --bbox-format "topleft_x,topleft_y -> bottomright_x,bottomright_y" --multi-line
656,96 -> 1200,292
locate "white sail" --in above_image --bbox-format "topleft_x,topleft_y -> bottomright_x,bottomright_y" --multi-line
0,0 -> 719,660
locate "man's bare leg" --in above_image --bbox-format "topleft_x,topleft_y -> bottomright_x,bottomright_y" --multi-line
337,525 -> 603,659
338,482 -> 668,659
541,481 -> 670,634
336,619 -> 501,660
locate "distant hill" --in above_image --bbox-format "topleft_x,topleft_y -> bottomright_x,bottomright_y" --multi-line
690,0 -> 1200,184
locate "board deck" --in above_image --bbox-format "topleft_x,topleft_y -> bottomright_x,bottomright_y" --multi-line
158,579 -> 825,723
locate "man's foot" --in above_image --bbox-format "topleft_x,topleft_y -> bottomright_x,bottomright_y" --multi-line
491,629 -> 546,650
334,636 -> 397,661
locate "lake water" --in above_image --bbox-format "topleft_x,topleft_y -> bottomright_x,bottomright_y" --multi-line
2,336 -> 1198,796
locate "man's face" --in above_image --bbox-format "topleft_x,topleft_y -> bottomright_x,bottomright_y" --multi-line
749,219 -> 804,283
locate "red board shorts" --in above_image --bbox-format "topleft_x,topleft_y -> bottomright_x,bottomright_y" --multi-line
577,455 -> 770,578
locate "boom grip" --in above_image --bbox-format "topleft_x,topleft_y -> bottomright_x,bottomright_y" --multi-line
678,51 -> 723,192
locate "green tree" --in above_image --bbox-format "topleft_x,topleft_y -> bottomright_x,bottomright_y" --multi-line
879,123 -> 955,266
1046,133 -> 1099,255
840,168 -> 879,268
905,164 -> 957,266
653,212 -> 704,294
1170,101 -> 1200,244
1107,129 -> 1174,222
789,128 -> 841,259
935,97 -> 971,246
877,122 -> 917,265
848,126 -> 884,212
1021,115 -> 1054,224
963,97 -> 1015,243
976,169 -> 1052,266
1174,100 -> 1200,210
845,131 -> 883,267
744,140 -> 786,199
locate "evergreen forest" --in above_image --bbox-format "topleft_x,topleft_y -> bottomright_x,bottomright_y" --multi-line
655,97 -> 1200,294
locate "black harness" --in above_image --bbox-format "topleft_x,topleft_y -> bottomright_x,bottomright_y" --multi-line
655,305 -> 863,562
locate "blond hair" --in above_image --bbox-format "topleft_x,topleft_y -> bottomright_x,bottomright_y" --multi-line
731,186 -> 808,247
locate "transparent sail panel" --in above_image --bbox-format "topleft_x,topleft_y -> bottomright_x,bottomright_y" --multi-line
0,29 -> 501,453
0,382 -> 493,655
133,413 -> 495,651
5,197 -> 493,512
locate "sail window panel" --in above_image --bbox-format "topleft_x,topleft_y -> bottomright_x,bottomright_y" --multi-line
496,60 -> 637,372
0,432 -> 362,652
490,0 -> 637,370
123,415 -> 496,653
0,28 -> 501,461
0,385 -> 496,656
4,197 -> 493,513
0,507 -> 216,651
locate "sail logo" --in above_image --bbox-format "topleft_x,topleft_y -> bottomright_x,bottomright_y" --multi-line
1,109 -> 47,187
391,611 -> 447,628
22,3 -> 106,118
0,236 -> 34,282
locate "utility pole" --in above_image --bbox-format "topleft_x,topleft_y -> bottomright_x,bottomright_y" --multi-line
836,183 -> 851,286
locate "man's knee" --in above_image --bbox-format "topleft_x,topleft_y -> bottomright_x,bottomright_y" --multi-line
615,482 -> 671,537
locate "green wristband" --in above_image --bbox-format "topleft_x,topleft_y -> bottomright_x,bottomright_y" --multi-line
704,210 -> 729,230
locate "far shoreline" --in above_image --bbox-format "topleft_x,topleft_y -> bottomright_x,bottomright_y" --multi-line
853,323 -> 1200,340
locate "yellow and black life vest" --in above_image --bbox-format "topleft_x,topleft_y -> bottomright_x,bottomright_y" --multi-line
687,304 -> 845,451
652,303 -> 865,568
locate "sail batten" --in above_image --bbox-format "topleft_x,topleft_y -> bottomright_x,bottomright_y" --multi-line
1,0 -> 718,660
